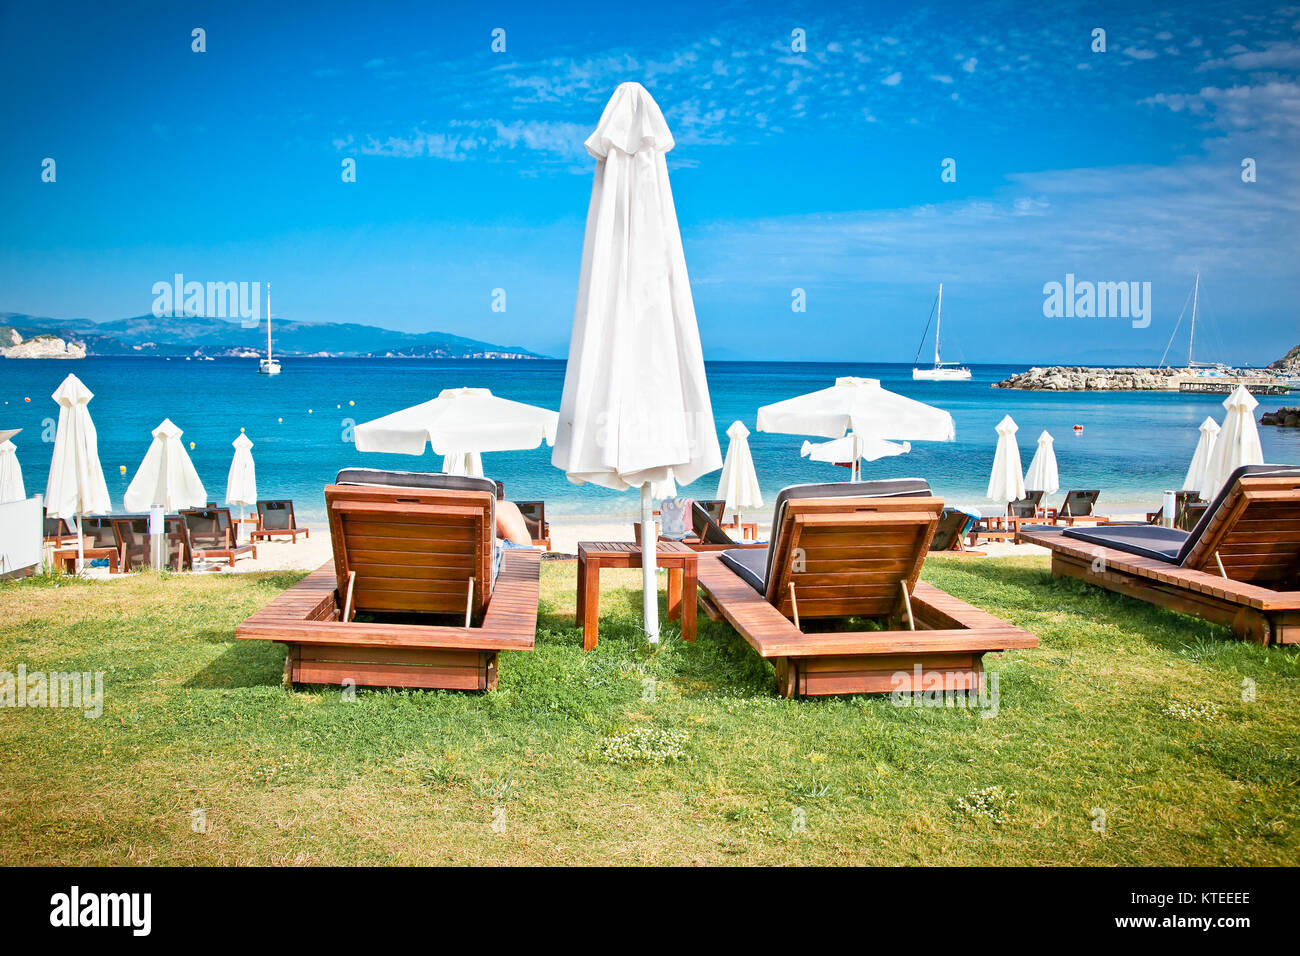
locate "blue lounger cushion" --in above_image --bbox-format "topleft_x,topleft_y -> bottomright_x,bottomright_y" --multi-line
1062,524 -> 1187,563
719,546 -> 768,594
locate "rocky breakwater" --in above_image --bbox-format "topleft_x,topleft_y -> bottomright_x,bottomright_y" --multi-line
1261,407 -> 1300,428
993,366 -> 1182,391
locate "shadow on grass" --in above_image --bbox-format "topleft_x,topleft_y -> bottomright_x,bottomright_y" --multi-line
185,641 -> 284,689
925,557 -> 1300,676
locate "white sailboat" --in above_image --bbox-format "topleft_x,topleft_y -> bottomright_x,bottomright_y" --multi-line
258,283 -> 281,375
1159,271 -> 1227,375
912,283 -> 971,381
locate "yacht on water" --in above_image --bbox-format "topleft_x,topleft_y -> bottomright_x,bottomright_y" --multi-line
912,283 -> 971,381
259,284 -> 281,375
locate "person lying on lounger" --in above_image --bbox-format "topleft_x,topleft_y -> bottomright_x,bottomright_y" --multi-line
496,501 -> 534,546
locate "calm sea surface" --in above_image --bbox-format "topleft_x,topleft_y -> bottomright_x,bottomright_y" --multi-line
4,357 -> 1299,523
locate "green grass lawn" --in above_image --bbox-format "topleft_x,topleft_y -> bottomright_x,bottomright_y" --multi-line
1,556 -> 1297,865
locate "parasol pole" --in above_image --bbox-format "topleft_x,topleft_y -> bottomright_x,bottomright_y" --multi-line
640,482 -> 660,643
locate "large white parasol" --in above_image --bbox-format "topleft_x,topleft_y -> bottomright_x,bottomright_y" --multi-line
717,421 -> 763,524
226,431 -> 258,544
0,433 -> 24,503
551,82 -> 722,642
1182,416 -> 1220,493
124,419 -> 208,512
45,374 -> 112,572
758,376 -> 952,480
987,415 -> 1027,507
355,387 -> 557,460
1024,430 -> 1059,505
1200,385 -> 1263,500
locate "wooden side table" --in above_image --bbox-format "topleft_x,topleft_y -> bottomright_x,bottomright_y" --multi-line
576,541 -> 698,651
53,546 -> 120,574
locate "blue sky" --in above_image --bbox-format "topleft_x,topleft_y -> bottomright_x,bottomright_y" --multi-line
1,0 -> 1297,363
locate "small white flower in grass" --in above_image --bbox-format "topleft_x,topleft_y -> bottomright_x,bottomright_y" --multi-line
597,727 -> 690,766
1161,698 -> 1222,722
955,785 -> 1016,825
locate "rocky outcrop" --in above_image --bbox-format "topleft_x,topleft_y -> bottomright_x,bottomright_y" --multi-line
993,366 -> 1183,390
0,333 -> 86,359
1261,407 -> 1300,427
1268,345 -> 1300,371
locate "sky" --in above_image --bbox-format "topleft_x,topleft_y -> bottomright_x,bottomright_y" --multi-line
1,0 -> 1297,364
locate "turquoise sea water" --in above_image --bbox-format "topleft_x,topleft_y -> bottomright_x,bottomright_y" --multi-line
3,357 -> 1299,524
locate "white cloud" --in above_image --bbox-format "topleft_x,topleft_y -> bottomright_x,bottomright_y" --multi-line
881,71 -> 902,86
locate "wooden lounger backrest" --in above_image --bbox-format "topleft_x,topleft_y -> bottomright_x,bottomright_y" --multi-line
325,483 -> 494,620
1060,490 -> 1099,517
515,500 -> 546,540
765,495 -> 943,621
1182,475 -> 1300,586
258,500 -> 296,531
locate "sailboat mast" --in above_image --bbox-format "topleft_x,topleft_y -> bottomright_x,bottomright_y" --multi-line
935,283 -> 943,367
1187,271 -> 1199,367
266,283 -> 273,362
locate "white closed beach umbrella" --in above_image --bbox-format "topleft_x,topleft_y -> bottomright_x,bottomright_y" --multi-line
758,376 -> 953,480
717,421 -> 762,522
0,433 -> 24,503
1182,417 -> 1220,493
987,415 -> 1027,507
45,374 -> 112,572
441,450 -> 485,479
1200,385 -> 1264,500
551,82 -> 723,642
124,419 -> 208,512
1024,430 -> 1059,508
226,432 -> 257,543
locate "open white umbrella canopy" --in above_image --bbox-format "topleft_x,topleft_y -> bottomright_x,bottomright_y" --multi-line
758,376 -> 952,480
441,450 -> 485,479
551,81 -> 722,641
1024,430 -> 1059,496
45,375 -> 112,572
987,415 -> 1027,505
0,431 -> 24,503
124,419 -> 208,512
1200,385 -> 1263,500
717,421 -> 763,518
355,387 -> 557,458
1182,417 -> 1220,492
800,434 -> 911,466
225,432 -> 257,505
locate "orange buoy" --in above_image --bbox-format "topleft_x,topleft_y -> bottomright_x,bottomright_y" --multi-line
1073,424 -> 1083,433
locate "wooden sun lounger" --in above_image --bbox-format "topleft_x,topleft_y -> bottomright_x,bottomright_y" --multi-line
930,507 -> 985,556
251,499 -> 309,543
181,507 -> 257,567
696,480 -> 1036,697
1022,467 -> 1300,645
236,471 -> 540,691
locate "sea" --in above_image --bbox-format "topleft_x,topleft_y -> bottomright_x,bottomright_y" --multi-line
4,357 -> 1299,524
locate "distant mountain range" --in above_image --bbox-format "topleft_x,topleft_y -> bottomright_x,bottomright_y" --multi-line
0,311 -> 545,359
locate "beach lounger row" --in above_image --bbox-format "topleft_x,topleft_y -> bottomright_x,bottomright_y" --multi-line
236,464 -> 1300,699
238,472 -> 1036,697
45,507 -> 258,572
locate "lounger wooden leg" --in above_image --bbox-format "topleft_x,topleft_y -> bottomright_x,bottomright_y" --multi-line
682,562 -> 698,642
582,559 -> 601,651
667,567 -> 682,620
